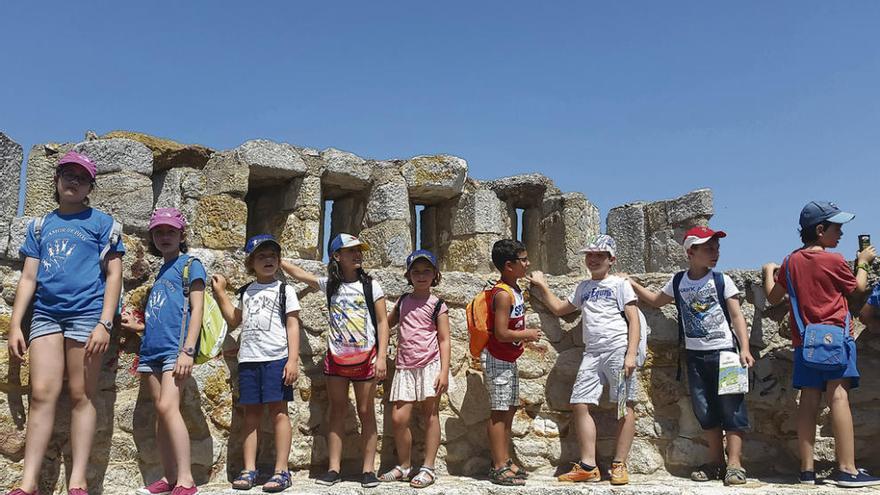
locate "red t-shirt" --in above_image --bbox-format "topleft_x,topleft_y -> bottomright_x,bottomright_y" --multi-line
486,284 -> 527,362
775,249 -> 857,347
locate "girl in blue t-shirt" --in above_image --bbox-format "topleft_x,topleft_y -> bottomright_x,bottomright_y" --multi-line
7,151 -> 125,495
120,207 -> 205,495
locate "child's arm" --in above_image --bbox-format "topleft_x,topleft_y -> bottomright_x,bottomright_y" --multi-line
280,260 -> 320,290
210,274 -> 243,328
435,311 -> 451,394
283,310 -> 301,385
628,277 -> 674,308
387,299 -> 400,329
374,296 -> 390,381
762,262 -> 787,306
493,291 -> 542,342
526,271 -> 578,316
854,246 -> 877,294
85,253 -> 123,357
175,279 -> 205,378
622,302 -> 640,377
727,296 -> 755,368
7,257 -> 40,360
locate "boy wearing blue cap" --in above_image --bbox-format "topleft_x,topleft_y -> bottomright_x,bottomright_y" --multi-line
763,201 -> 879,487
211,235 -> 302,492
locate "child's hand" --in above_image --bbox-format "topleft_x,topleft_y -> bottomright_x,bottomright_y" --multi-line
740,350 -> 755,368
857,245 -> 876,265
434,370 -> 449,395
174,353 -> 194,379
375,359 -> 387,382
119,314 -> 145,334
762,262 -> 780,274
85,324 -> 111,357
283,359 -> 299,385
527,328 -> 543,342
7,326 -> 27,361
526,271 -> 547,287
211,274 -> 228,292
623,351 -> 637,377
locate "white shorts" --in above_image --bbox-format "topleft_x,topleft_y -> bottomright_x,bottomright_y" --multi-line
389,359 -> 450,402
570,347 -> 640,405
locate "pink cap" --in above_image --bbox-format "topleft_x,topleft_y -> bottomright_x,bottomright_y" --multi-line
682,226 -> 727,250
149,207 -> 187,230
57,151 -> 97,179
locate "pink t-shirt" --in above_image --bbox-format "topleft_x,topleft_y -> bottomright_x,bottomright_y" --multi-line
396,294 -> 448,369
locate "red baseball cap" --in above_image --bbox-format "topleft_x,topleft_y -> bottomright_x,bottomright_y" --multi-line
682,226 -> 727,250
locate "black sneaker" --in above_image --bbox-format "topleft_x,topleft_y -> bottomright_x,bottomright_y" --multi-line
799,471 -> 816,485
832,468 -> 880,488
361,472 -> 380,488
315,470 -> 340,486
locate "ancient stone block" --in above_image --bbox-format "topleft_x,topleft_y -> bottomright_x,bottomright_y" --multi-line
486,173 -> 560,207
451,189 -> 504,236
607,202 -> 646,273
0,133 -> 23,226
235,139 -> 307,184
90,171 -> 154,232
365,180 -> 410,226
192,194 -> 247,249
278,212 -> 321,260
359,220 -> 411,268
541,192 -> 598,275
321,148 -> 372,190
24,143 -> 74,216
402,154 -> 467,203
443,234 -> 499,273
203,151 -> 248,197
667,188 -> 713,225
74,138 -> 154,176
103,130 -> 213,171
152,168 -> 205,209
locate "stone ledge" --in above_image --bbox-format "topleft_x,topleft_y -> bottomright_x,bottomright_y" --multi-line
186,475 -> 880,495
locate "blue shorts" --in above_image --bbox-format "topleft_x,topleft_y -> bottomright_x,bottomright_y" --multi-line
137,355 -> 178,374
793,340 -> 860,390
238,358 -> 294,405
686,349 -> 750,432
29,312 -> 102,344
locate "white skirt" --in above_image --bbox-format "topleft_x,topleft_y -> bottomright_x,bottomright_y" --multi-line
389,359 -> 450,402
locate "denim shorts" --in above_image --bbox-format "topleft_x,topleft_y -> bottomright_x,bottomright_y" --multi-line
793,340 -> 860,390
29,312 -> 102,344
137,355 -> 178,374
238,357 -> 294,405
686,348 -> 750,432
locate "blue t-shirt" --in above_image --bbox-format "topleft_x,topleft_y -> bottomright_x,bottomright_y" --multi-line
139,255 -> 207,365
868,283 -> 880,308
20,208 -> 125,317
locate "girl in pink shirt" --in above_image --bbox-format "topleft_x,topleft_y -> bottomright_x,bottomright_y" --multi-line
380,250 -> 450,488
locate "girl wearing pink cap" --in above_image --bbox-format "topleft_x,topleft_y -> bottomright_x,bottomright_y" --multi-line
7,151 -> 125,495
120,207 -> 205,495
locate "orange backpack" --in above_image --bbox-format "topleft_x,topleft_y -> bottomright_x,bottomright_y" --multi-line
466,281 -> 516,358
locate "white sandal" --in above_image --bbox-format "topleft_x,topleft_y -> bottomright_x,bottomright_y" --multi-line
410,466 -> 436,488
379,465 -> 411,482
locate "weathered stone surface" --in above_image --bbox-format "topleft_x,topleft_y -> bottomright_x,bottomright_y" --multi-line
541,193 -> 599,276
203,151 -> 248,197
667,188 -> 713,225
4,216 -> 35,260
486,173 -> 561,206
451,189 -> 505,236
235,139 -> 307,183
278,212 -> 321,260
74,138 -> 154,176
321,148 -> 371,190
192,194 -> 247,249
23,143 -> 75,216
365,180 -> 410,226
443,234 -> 500,273
607,202 -> 647,274
90,171 -> 154,232
359,220 -> 411,268
402,155 -> 468,203
0,133 -> 23,227
153,167 -> 205,209
103,131 -> 214,171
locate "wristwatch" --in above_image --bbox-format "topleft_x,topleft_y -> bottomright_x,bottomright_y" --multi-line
99,319 -> 113,332
180,346 -> 195,357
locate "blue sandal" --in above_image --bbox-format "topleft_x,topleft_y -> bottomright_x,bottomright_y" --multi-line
262,471 -> 292,493
232,470 -> 257,490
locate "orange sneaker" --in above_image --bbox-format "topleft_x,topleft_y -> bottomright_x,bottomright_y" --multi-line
558,463 -> 601,482
611,461 -> 629,485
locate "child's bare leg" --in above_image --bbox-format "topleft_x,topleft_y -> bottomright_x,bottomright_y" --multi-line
241,404 -> 262,472
572,404 -> 597,465
64,339 -> 103,490
157,372 -> 194,487
390,402 -> 414,469
353,380 -> 378,473
144,373 -> 176,483
421,397 -> 441,468
725,431 -> 744,468
614,404 -> 636,462
19,334 -> 65,493
797,388 -> 823,472
487,409 -> 515,468
325,377 -> 349,472
268,402 -> 292,473
704,427 -> 725,465
825,379 -> 856,473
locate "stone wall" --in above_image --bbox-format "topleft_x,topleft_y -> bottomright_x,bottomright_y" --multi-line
0,130 -> 878,494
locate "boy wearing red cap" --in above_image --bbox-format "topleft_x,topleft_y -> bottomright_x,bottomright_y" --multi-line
629,226 -> 754,486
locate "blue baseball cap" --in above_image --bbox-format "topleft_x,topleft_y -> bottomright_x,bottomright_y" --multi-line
799,201 -> 855,229
245,234 -> 281,255
329,233 -> 370,254
406,249 -> 438,272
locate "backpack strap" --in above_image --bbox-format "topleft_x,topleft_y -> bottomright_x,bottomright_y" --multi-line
712,271 -> 740,353
672,271 -> 686,381
236,281 -> 254,303
361,278 -> 379,340
32,215 -> 46,246
783,255 -> 806,337
99,219 -> 123,270
179,257 -> 197,353
279,281 -> 288,323
432,298 -> 445,324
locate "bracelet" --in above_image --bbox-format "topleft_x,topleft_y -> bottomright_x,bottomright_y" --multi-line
857,263 -> 871,273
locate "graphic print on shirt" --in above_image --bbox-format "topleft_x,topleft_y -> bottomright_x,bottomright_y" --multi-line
581,286 -> 615,305
680,283 -> 727,341
510,294 -> 525,347
41,236 -> 78,274
242,291 -> 281,335
329,295 -> 369,347
145,279 -> 175,325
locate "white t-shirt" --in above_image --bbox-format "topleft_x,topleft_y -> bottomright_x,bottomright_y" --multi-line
661,271 -> 738,351
568,275 -> 637,353
318,277 -> 385,365
236,280 -> 301,363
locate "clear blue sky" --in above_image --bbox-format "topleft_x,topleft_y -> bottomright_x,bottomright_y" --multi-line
2,2 -> 878,269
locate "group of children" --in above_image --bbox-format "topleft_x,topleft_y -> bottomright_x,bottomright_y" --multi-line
4,151 -> 880,495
